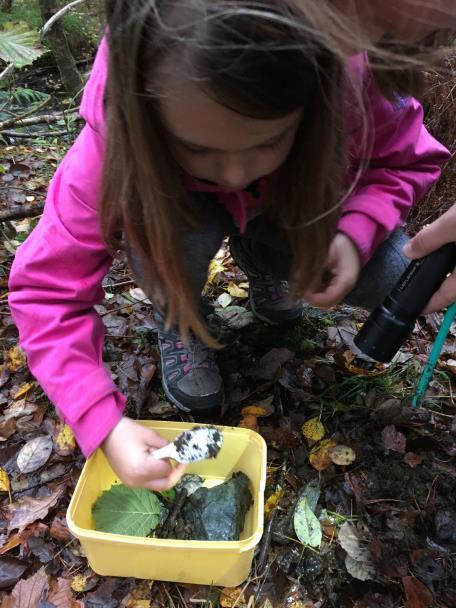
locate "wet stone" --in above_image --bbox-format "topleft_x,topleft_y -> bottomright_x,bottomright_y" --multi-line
295,553 -> 324,579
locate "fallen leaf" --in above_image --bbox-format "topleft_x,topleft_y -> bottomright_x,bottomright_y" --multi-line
0,418 -> 16,441
335,350 -> 388,377
3,400 -> 37,421
215,306 -> 255,329
50,513 -> 73,544
309,439 -> 337,472
248,348 -> 294,380
293,496 -> 322,548
226,282 -> 248,299
5,488 -> 63,533
241,403 -> 274,417
17,435 -> 53,474
339,522 -> 376,581
345,554 -> 376,581
71,574 -> 90,594
206,258 -> 227,287
10,567 -> 50,606
0,467 -> 11,501
6,346 -> 26,372
48,577 -> 75,608
13,382 -> 35,400
302,417 -> 325,442
238,414 -> 259,432
0,556 -> 28,589
264,488 -> 284,518
404,452 -> 423,468
217,292 -> 233,308
382,425 -> 406,454
220,586 -> 246,607
402,576 -> 434,608
0,366 -> 10,389
54,423 -> 76,456
328,445 -> 356,466
128,288 -> 152,305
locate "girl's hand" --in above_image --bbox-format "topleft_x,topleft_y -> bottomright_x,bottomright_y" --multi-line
403,204 -> 456,313
101,417 -> 186,491
305,233 -> 361,309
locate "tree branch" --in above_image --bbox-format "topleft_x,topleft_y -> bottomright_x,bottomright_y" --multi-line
0,64 -> 14,82
0,111 -> 80,130
0,96 -> 52,130
0,129 -> 70,138
40,0 -> 89,39
0,202 -> 45,223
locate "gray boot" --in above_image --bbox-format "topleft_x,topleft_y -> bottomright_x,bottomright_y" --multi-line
229,236 -> 303,325
155,312 -> 224,415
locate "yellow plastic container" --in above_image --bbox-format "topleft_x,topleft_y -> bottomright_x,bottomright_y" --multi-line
67,421 -> 267,586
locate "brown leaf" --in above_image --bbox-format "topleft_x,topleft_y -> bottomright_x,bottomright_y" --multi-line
248,348 -> 294,380
0,419 -> 16,442
404,452 -> 423,468
10,567 -> 50,607
53,424 -> 76,457
3,400 -> 37,421
5,488 -> 63,533
50,513 -> 73,544
402,576 -> 434,608
16,435 -> 53,474
48,577 -> 75,608
381,425 -> 406,454
0,556 -> 28,590
309,439 -> 337,472
0,367 -> 10,389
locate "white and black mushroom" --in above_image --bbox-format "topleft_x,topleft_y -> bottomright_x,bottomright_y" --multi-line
152,426 -> 223,464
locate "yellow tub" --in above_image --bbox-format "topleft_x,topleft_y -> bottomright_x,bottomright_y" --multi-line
67,421 -> 267,586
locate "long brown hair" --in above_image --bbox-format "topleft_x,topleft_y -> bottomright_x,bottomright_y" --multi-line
101,0 -> 347,345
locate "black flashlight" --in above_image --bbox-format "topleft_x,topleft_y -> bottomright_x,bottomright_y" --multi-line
354,243 -> 456,363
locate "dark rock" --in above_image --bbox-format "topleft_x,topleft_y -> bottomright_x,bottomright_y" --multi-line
435,510 -> 456,542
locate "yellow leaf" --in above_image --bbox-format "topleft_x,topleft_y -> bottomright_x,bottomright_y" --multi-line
264,488 -> 284,518
127,602 -> 151,608
6,346 -> 26,372
0,467 -> 11,502
309,439 -> 337,472
302,417 -> 325,442
240,405 -> 273,418
226,282 -> 248,299
71,574 -> 89,593
238,414 -> 259,432
13,382 -> 34,400
328,445 -> 356,466
206,259 -> 227,286
220,586 -> 246,607
55,424 -> 76,454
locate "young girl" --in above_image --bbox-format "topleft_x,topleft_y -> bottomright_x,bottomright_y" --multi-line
8,0 -> 450,490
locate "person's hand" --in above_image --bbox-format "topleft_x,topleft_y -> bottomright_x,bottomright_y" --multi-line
305,232 -> 361,308
403,204 -> 456,313
101,417 -> 186,491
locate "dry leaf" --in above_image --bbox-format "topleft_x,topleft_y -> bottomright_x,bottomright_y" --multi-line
264,488 -> 284,518
217,292 -> 233,308
71,574 -> 90,593
10,567 -> 50,607
382,425 -> 406,454
402,576 -> 434,608
0,467 -> 11,501
226,282 -> 248,299
0,418 -> 17,441
238,414 -> 259,432
335,350 -> 388,377
54,423 -> 76,456
12,382 -> 34,400
220,586 -> 246,607
128,288 -> 152,305
403,452 -> 423,468
328,445 -> 356,466
6,488 -> 63,533
339,522 -> 376,581
302,417 -> 325,442
17,435 -> 53,474
48,577 -> 75,608
309,439 -> 337,472
0,366 -> 10,389
6,346 -> 26,372
240,404 -> 274,418
50,513 -> 73,544
206,258 -> 227,287
3,399 -> 38,421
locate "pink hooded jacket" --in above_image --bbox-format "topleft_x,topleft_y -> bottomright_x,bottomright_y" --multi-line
8,37 -> 450,458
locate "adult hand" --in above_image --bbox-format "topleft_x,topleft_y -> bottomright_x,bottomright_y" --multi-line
403,204 -> 456,313
101,417 -> 186,491
305,232 -> 361,309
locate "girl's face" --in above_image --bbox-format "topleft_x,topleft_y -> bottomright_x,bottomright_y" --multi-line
158,78 -> 302,190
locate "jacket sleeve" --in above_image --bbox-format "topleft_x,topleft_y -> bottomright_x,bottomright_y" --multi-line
8,124 -> 126,458
338,75 -> 451,265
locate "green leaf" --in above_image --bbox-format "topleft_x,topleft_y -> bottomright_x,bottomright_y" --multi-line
293,496 -> 322,548
92,484 -> 163,537
0,22 -> 46,68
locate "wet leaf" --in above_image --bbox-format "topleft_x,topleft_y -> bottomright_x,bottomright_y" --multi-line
10,567 -> 50,606
402,576 -> 434,608
5,487 -> 63,532
293,496 -> 322,548
48,577 -> 74,608
226,282 -> 248,299
302,417 -> 325,442
3,399 -> 37,420
92,484 -> 163,536
335,350 -> 388,377
49,513 -> 73,544
382,425 -> 406,454
309,439 -> 337,472
220,586 -> 246,607
54,423 -> 76,456
13,382 -> 35,400
6,346 -> 26,372
339,522 -> 376,581
345,555 -> 376,581
264,488 -> 284,518
215,306 -> 255,329
404,452 -> 423,468
0,418 -> 17,441
328,445 -> 356,466
17,435 -> 53,473
0,556 -> 28,589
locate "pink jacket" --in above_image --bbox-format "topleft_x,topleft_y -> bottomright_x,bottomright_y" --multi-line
8,37 -> 450,458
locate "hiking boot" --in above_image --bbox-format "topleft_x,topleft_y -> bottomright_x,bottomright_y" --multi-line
229,235 -> 303,325
155,312 -> 224,415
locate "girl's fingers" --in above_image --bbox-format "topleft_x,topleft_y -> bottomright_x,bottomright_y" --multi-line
423,272 -> 456,313
143,463 -> 187,492
404,207 -> 456,260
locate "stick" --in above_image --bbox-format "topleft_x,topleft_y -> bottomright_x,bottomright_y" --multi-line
0,111 -> 79,131
159,489 -> 188,539
0,64 -> 14,82
0,129 -> 71,139
0,202 -> 44,223
40,0 -> 89,38
0,96 -> 52,130
412,301 -> 456,408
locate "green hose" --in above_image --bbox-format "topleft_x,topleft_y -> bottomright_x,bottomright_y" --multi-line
412,301 -> 456,408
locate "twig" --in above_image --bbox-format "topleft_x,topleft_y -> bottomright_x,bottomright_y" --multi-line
0,64 -> 14,82
0,202 -> 44,223
0,111 -> 79,131
40,0 -> 89,38
103,279 -> 135,290
159,489 -> 188,539
0,96 -> 52,130
0,129 -> 71,139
